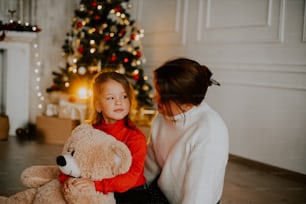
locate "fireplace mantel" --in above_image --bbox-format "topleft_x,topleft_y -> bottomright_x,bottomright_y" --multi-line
0,31 -> 37,135
1,31 -> 37,43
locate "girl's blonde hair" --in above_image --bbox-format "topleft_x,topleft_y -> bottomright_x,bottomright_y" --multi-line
88,71 -> 137,128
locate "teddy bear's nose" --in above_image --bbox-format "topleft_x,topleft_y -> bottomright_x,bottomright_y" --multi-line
56,156 -> 66,167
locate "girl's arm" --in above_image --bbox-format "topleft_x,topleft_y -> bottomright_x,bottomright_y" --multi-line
94,131 -> 147,193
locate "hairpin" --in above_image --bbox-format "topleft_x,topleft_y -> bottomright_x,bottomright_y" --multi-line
210,78 -> 221,86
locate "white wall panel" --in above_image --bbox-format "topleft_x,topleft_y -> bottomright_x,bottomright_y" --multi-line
303,0 -> 306,42
210,63 -> 306,91
197,0 -> 285,43
132,0 -> 306,174
135,0 -> 187,46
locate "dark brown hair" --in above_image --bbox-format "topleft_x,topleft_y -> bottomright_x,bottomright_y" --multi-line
89,71 -> 136,128
154,57 -> 217,118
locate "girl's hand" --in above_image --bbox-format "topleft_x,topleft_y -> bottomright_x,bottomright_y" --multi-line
70,178 -> 95,192
63,177 -> 75,194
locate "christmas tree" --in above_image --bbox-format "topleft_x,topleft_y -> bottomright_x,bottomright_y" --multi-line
47,0 -> 153,107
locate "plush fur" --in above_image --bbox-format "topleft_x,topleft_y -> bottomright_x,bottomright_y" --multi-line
0,124 -> 132,204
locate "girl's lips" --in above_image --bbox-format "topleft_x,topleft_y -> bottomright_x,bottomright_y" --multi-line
114,108 -> 124,112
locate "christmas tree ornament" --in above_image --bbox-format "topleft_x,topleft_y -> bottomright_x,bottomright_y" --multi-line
78,66 -> 87,75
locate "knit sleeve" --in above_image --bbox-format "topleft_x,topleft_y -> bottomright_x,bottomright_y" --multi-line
182,140 -> 228,204
144,137 -> 161,184
94,129 -> 147,193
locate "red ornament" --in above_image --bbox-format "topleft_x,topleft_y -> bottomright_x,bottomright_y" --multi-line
76,22 -> 83,28
114,6 -> 123,12
91,1 -> 98,7
123,58 -> 129,63
110,55 -> 117,62
133,74 -> 140,81
130,33 -> 136,40
78,47 -> 84,54
94,15 -> 100,20
68,96 -> 76,103
136,51 -> 142,58
51,84 -> 57,90
118,29 -> 125,37
104,35 -> 111,42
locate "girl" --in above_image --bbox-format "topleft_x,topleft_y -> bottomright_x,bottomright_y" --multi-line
145,58 -> 229,204
61,71 -> 148,203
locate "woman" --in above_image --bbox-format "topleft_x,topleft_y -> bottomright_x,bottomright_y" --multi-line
145,58 -> 229,204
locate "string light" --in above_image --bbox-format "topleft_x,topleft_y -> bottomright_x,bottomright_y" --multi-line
32,40 -> 44,110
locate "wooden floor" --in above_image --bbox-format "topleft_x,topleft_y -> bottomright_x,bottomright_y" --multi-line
0,136 -> 305,204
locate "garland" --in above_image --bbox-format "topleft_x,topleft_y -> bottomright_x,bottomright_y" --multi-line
0,21 -> 41,41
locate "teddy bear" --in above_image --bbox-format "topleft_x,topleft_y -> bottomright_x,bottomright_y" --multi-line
0,124 -> 132,204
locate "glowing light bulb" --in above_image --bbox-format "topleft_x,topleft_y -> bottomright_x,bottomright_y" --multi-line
78,87 -> 91,99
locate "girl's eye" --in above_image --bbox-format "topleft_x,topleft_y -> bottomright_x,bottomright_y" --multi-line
122,95 -> 128,99
106,96 -> 114,100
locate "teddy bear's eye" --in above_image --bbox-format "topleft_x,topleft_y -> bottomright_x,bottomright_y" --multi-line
68,147 -> 75,156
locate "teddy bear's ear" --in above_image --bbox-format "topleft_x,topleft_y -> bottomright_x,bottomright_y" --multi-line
70,124 -> 93,141
62,124 -> 93,153
71,123 -> 92,135
110,142 -> 132,175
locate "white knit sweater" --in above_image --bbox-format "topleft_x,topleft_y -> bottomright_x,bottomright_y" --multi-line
145,102 -> 229,204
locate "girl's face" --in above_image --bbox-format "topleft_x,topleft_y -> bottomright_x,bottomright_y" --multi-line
95,79 -> 130,124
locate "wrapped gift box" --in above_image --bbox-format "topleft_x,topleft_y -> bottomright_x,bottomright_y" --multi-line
36,115 -> 80,144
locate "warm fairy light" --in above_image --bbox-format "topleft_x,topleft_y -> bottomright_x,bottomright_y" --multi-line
88,28 -> 96,34
133,69 -> 139,75
78,87 -> 91,99
32,41 -> 44,110
90,48 -> 96,53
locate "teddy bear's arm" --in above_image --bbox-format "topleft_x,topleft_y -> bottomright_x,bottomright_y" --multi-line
21,165 -> 60,188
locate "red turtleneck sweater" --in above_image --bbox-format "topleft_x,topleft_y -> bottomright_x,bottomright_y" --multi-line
59,119 -> 147,194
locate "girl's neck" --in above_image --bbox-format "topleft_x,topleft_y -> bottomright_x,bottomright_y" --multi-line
102,118 -> 124,125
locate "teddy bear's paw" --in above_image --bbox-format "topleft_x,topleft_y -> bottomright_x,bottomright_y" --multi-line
21,165 -> 59,187
3,188 -> 37,204
65,191 -> 116,204
32,179 -> 66,204
0,196 -> 8,204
